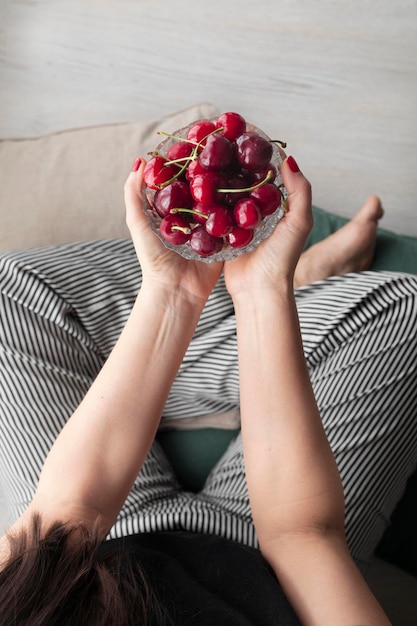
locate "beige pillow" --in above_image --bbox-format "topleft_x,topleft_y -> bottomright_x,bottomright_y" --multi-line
0,102 -> 219,252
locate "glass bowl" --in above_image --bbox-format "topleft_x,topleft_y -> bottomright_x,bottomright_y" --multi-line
142,119 -> 287,263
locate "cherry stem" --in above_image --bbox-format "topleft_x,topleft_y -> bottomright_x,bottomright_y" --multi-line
171,225 -> 192,234
157,126 -> 223,150
270,139 -> 287,148
157,131 -> 199,146
156,153 -> 196,188
155,128 -> 224,188
164,156 -> 195,165
170,207 -> 208,220
217,169 -> 273,194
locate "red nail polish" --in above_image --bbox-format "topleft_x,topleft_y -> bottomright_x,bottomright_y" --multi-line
287,156 -> 300,173
131,156 -> 142,172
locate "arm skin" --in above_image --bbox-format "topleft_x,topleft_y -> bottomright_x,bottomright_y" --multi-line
224,159 -> 391,626
1,159 -> 223,545
0,154 -> 391,624
26,285 -> 205,531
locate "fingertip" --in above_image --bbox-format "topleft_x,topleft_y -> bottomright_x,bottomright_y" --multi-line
125,156 -> 145,191
285,155 -> 300,174
131,156 -> 142,172
130,156 -> 147,178
125,156 -> 146,208
281,156 -> 311,194
280,156 -> 312,226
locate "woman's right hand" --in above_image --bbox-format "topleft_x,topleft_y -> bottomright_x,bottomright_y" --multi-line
223,156 -> 312,299
124,158 -> 223,308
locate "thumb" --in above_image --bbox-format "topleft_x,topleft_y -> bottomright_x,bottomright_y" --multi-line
281,156 -> 313,239
124,156 -> 147,234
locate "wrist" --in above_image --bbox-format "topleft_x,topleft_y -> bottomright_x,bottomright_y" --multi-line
138,279 -> 206,320
231,277 -> 294,312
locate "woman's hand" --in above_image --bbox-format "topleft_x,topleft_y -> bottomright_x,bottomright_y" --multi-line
224,156 -> 312,298
125,158 -> 223,307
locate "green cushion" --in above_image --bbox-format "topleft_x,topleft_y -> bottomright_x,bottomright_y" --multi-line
158,205 -> 417,573
157,429 -> 240,492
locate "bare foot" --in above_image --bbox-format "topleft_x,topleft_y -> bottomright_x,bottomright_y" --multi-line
294,196 -> 384,289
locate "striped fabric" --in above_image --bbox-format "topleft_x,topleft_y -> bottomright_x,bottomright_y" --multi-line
1,239 -> 416,563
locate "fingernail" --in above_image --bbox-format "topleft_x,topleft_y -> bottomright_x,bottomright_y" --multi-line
131,156 -> 142,172
286,156 -> 300,173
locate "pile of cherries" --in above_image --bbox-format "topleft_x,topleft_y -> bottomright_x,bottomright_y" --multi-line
143,111 -> 286,259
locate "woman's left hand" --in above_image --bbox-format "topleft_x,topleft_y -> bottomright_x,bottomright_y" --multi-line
125,158 -> 224,307
223,156 -> 312,299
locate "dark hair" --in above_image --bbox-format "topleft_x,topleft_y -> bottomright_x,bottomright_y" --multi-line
0,513 -> 172,625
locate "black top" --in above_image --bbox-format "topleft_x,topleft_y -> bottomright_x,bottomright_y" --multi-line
99,532 -> 301,625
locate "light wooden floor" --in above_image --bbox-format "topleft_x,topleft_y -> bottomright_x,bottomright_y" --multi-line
1,0 -> 417,235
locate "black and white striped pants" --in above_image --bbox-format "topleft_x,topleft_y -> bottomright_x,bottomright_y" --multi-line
1,239 -> 416,563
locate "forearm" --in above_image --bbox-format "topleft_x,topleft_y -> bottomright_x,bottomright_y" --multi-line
234,283 -> 391,625
263,532 -> 391,626
234,283 -> 345,539
34,283 -> 204,528
224,158 -> 390,624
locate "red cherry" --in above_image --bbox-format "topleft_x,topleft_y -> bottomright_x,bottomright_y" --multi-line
189,172 -> 220,205
186,159 -> 206,181
189,225 -> 223,257
221,174 -> 251,207
143,156 -> 179,189
248,164 -> 277,184
198,134 -> 233,171
191,202 -> 211,224
153,181 -> 193,218
166,141 -> 194,162
235,132 -> 273,171
234,198 -> 262,229
205,204 -> 235,237
227,227 -> 254,248
216,112 -> 246,141
159,214 -> 191,245
250,183 -> 282,217
186,120 -> 217,145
